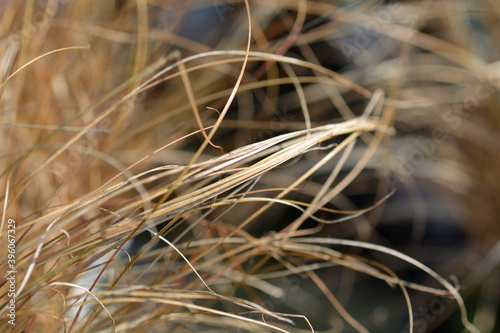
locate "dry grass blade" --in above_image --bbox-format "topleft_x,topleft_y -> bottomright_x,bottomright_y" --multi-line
1,1 -> 498,332
143,117 -> 389,225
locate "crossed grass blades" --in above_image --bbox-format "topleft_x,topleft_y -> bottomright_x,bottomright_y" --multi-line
1,1 -> 499,332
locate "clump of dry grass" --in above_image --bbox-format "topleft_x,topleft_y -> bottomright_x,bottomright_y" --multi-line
1,1 -> 499,332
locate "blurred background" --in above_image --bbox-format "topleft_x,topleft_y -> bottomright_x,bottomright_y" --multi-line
1,0 -> 499,332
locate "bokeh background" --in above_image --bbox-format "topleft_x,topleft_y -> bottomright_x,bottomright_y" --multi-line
1,1 -> 499,332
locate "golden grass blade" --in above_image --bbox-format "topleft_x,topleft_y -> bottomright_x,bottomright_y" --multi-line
286,237 -> 480,333
2,1 -> 496,332
50,282 -> 116,333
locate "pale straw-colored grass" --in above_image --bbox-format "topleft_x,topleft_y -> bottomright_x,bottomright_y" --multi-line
1,1 -> 498,332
